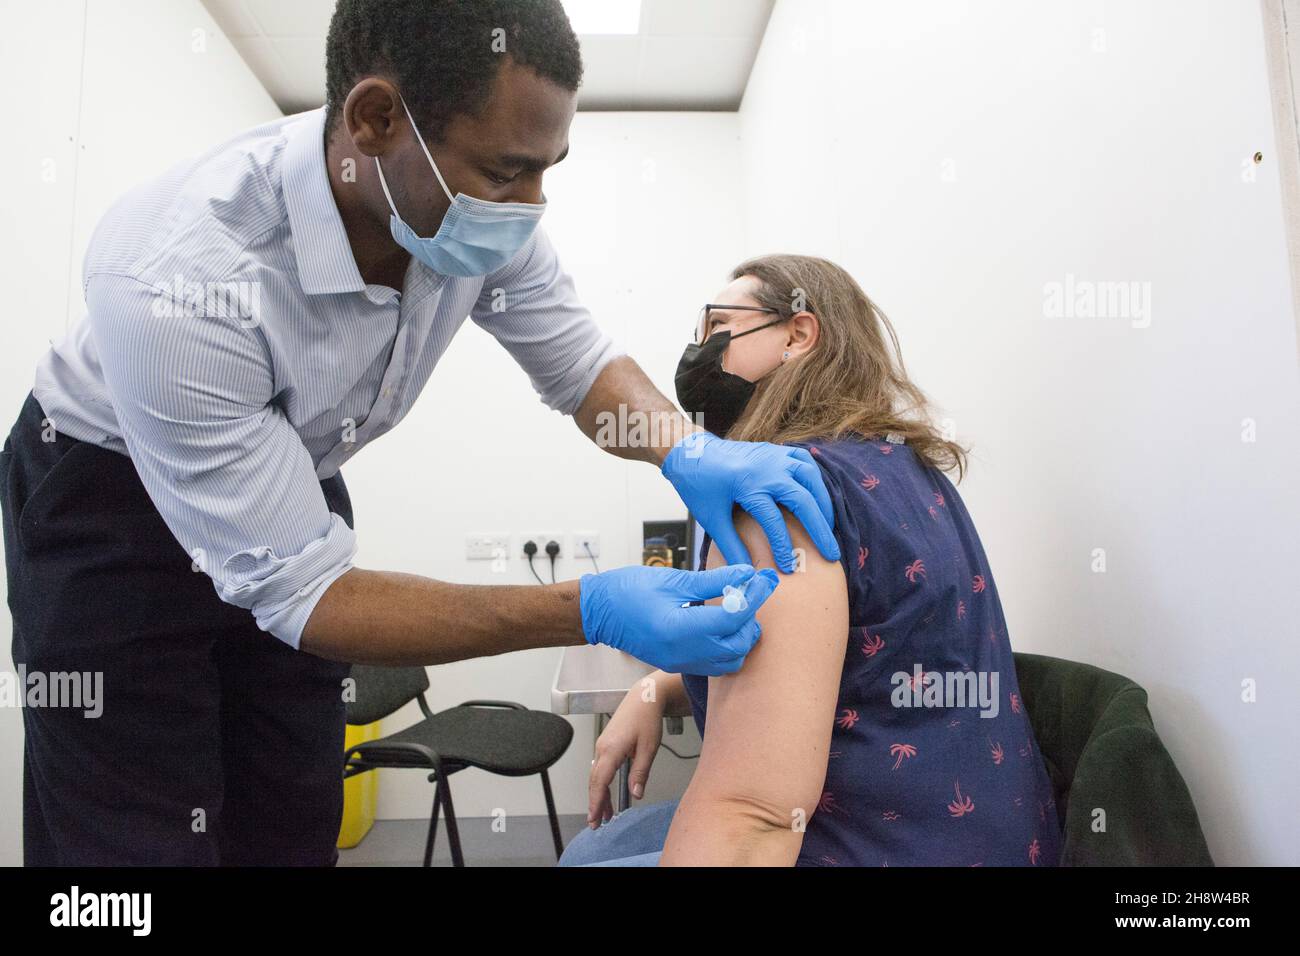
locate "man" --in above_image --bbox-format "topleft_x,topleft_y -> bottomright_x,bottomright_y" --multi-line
0,0 -> 839,865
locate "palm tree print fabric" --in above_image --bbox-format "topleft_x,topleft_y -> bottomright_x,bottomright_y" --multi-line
683,437 -> 1062,866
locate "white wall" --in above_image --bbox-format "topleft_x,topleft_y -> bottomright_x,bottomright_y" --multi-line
0,0 -> 281,866
739,0 -> 1300,865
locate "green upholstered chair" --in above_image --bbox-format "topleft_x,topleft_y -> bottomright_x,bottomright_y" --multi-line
1013,652 -> 1214,866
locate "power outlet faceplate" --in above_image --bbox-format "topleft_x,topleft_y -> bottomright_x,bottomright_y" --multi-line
573,532 -> 600,559
466,534 -> 510,560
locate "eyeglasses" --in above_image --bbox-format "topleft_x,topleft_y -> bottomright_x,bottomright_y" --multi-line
694,304 -> 782,344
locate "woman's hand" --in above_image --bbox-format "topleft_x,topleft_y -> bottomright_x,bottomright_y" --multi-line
587,675 -> 669,828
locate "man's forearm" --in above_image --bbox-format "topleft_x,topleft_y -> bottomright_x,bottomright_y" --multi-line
574,355 -> 700,466
300,567 -> 585,665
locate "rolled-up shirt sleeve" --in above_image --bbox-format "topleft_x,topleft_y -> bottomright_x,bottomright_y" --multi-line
470,225 -> 623,415
88,272 -> 357,648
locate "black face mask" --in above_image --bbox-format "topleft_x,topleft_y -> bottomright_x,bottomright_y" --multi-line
674,318 -> 785,437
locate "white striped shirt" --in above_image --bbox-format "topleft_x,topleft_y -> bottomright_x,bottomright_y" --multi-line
33,106 -> 621,649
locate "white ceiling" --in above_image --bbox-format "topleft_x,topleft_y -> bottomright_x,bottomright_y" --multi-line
200,0 -> 776,113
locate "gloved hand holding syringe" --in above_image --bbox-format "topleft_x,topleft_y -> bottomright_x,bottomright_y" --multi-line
578,428 -> 834,677
721,582 -> 749,613
579,565 -> 780,676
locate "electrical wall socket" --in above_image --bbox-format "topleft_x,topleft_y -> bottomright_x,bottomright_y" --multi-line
522,533 -> 566,558
466,534 -> 511,560
573,532 -> 600,559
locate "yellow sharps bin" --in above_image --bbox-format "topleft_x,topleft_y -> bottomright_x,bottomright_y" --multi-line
337,721 -> 381,848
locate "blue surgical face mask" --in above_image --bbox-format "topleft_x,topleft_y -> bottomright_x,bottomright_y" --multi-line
374,94 -> 546,277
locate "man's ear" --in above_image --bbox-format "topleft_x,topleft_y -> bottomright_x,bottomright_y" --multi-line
344,78 -> 405,158
787,311 -> 820,356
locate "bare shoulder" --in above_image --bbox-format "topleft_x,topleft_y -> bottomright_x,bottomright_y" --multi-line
703,506 -> 848,661
706,506 -> 845,587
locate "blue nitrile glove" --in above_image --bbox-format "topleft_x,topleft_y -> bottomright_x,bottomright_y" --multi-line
661,432 -> 840,573
579,565 -> 780,676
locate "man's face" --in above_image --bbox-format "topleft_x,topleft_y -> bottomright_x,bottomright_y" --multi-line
383,57 -> 576,236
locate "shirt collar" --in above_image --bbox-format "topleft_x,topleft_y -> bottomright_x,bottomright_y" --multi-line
281,107 -> 367,296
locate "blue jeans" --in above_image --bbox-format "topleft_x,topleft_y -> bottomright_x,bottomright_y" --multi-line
557,799 -> 681,867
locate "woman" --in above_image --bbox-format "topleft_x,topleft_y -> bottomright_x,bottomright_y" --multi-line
561,255 -> 1061,866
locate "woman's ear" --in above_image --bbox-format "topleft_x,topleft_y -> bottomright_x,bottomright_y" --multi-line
786,311 -> 820,357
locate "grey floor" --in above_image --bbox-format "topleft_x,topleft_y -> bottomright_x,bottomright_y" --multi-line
338,813 -> 591,867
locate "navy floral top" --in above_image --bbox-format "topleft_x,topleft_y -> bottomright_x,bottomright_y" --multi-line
684,435 -> 1062,866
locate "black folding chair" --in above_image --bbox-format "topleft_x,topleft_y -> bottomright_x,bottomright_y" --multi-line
342,664 -> 573,866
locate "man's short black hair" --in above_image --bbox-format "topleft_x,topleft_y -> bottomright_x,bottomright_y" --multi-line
325,0 -> 583,138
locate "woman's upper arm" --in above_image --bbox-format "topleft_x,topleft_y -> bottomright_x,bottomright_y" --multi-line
689,507 -> 849,824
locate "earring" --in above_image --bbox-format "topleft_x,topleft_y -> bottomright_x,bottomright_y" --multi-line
782,351 -> 790,362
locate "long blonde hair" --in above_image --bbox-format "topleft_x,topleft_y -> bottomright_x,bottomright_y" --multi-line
725,254 -> 969,480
